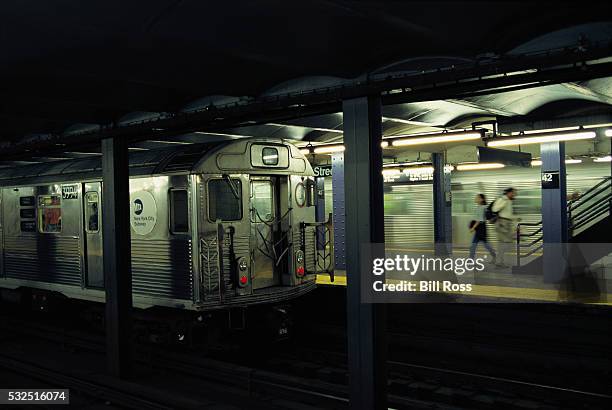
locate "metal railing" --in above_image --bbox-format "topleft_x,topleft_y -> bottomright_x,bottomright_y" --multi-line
568,177 -> 612,236
516,221 -> 543,267
299,216 -> 334,281
516,177 -> 611,267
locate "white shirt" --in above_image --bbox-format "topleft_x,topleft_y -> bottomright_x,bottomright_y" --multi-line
492,196 -> 515,220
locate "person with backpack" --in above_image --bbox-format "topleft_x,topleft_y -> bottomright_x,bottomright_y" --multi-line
469,194 -> 496,262
491,187 -> 519,268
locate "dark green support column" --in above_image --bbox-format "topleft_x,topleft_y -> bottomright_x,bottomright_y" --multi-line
101,137 -> 133,378
343,95 -> 387,410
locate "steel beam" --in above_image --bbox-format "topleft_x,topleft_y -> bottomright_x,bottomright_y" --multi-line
541,141 -> 568,283
433,152 -> 452,256
343,95 -> 387,410
332,153 -> 346,269
315,176 -> 327,250
101,137 -> 133,378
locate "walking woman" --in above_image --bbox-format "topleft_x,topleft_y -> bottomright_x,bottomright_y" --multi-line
469,194 -> 496,262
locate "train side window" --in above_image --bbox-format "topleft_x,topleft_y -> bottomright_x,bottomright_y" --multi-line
170,189 -> 189,233
38,195 -> 62,233
84,192 -> 100,233
208,179 -> 242,222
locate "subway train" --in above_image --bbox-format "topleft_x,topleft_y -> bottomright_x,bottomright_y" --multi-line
0,139 -> 321,317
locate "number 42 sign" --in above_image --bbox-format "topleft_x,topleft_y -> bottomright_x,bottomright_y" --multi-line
541,171 -> 560,189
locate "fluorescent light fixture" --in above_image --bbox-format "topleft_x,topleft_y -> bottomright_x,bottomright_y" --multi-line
382,168 -> 401,176
381,141 -> 390,148
487,130 -> 596,147
605,129 -> 612,137
299,148 -> 312,155
390,130 -> 483,147
593,156 -> 612,162
511,126 -> 578,136
456,162 -> 505,171
404,166 -> 435,174
382,166 -> 436,176
313,144 -> 345,154
383,161 -> 430,168
531,159 -> 583,166
583,123 -> 612,129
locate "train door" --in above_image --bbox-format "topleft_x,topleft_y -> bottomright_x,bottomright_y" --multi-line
83,182 -> 103,288
250,176 -> 282,289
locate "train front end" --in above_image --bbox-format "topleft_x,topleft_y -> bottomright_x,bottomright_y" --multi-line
192,139 -> 327,311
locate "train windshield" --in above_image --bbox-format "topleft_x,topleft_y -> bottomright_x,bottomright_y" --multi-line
208,178 -> 242,221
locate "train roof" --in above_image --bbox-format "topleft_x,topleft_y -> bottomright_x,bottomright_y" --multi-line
0,138 -> 313,187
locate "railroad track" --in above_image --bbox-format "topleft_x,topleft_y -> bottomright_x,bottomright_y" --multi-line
1,313 -> 610,409
0,354 -> 174,410
281,346 -> 612,410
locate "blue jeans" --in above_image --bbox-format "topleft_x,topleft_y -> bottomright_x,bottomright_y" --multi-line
469,234 -> 496,259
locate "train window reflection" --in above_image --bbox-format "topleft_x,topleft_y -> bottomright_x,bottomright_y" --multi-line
208,179 -> 242,221
251,180 -> 274,222
38,195 -> 62,233
85,192 -> 100,233
170,189 -> 189,233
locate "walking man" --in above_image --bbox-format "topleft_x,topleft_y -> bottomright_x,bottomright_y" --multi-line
492,188 -> 519,268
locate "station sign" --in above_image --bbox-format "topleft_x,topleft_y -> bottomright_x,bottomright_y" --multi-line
541,171 -> 560,189
313,165 -> 332,177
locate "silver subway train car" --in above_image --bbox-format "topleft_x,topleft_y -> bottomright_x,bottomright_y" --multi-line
0,138 -> 319,312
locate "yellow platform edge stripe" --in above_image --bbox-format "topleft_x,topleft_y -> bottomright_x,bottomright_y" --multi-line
315,274 -> 612,305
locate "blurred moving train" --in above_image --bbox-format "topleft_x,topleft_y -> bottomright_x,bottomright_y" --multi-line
389,162 -> 611,250
0,139 -> 320,317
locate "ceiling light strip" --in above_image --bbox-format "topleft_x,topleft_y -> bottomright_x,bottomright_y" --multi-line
456,163 -> 505,171
488,131 -> 596,147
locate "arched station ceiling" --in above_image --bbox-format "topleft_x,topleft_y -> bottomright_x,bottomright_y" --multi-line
1,1 -> 612,162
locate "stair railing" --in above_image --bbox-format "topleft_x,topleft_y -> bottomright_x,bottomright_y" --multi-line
516,221 -> 543,267
515,177 -> 611,267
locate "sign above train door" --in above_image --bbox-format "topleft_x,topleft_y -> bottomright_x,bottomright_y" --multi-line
130,191 -> 157,235
61,184 -> 79,200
